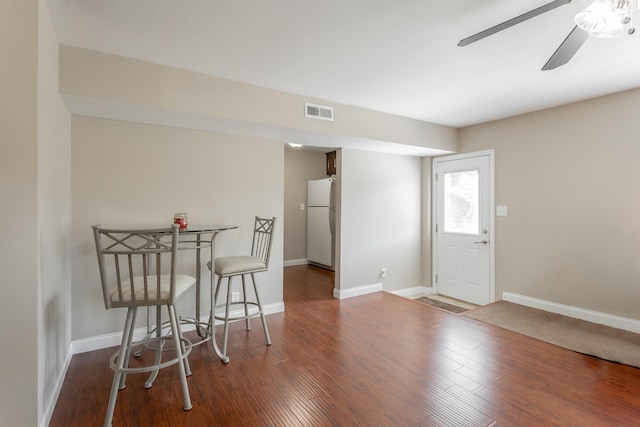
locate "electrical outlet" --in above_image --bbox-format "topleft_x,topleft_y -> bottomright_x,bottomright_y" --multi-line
380,268 -> 387,278
231,292 -> 240,302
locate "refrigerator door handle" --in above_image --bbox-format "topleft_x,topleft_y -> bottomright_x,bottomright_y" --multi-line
329,181 -> 335,235
329,207 -> 335,235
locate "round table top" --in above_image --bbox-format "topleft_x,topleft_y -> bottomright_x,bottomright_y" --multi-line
178,224 -> 238,234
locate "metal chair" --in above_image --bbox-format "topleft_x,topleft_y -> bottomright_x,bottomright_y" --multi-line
92,224 -> 194,427
207,216 -> 276,363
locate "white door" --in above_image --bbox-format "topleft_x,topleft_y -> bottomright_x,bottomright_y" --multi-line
433,151 -> 494,305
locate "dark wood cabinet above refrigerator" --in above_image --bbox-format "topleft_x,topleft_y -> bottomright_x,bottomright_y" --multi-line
326,151 -> 336,175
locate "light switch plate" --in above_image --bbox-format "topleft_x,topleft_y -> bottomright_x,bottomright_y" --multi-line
497,205 -> 508,216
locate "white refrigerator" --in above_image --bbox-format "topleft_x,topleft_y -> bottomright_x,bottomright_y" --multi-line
307,178 -> 335,270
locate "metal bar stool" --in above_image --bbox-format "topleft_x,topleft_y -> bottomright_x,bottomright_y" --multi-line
207,216 -> 276,363
92,224 -> 194,427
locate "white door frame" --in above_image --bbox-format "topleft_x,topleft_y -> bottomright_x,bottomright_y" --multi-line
432,149 -> 495,304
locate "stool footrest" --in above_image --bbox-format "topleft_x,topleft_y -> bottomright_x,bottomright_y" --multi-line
109,336 -> 192,375
213,301 -> 262,322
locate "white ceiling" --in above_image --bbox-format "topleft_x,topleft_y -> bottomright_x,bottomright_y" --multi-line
45,0 -> 640,143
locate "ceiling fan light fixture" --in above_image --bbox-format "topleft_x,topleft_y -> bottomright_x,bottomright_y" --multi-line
592,20 -> 630,37
575,10 -> 606,33
575,2 -> 608,33
576,0 -> 632,38
459,0 -> 635,71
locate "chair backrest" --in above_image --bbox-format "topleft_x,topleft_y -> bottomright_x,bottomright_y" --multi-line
92,224 -> 179,309
251,217 -> 276,267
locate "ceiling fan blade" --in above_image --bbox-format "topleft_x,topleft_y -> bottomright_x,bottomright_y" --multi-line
542,25 -> 589,70
458,0 -> 573,47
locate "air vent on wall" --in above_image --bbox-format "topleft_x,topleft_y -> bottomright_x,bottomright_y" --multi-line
305,102 -> 334,121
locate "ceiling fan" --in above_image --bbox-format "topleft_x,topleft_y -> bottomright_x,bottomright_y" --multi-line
458,0 -> 639,71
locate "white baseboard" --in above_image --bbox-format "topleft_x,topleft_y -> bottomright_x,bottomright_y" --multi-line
283,259 -> 308,267
390,286 -> 433,298
40,347 -> 73,427
71,301 -> 285,355
503,292 -> 640,334
333,283 -> 383,299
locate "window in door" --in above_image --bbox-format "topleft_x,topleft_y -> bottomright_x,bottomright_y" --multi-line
443,169 -> 480,235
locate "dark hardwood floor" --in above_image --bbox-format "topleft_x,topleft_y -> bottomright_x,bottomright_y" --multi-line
51,265 -> 640,426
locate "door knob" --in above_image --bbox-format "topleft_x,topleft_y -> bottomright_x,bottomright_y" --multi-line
474,239 -> 489,244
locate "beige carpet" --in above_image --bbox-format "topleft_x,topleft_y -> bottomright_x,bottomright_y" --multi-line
464,301 -> 640,368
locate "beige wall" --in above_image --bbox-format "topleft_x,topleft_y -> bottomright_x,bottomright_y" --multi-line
338,149 -> 423,292
71,117 -> 284,340
0,3 -> 38,425
59,45 -> 458,154
421,157 -> 433,287
459,87 -> 640,320
283,147 -> 327,262
38,0 -> 72,423
0,1 -> 72,426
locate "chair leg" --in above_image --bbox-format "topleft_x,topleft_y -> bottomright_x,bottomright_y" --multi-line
104,307 -> 136,427
210,275 -> 230,363
168,304 -> 192,411
133,306 -> 152,357
118,307 -> 138,390
241,275 -> 251,331
209,274 -> 223,334
251,273 -> 271,346
222,276 -> 233,359
177,313 -> 192,377
144,306 -> 163,389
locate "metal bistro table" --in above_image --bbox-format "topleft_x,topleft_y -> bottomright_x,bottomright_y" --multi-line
174,224 -> 238,361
